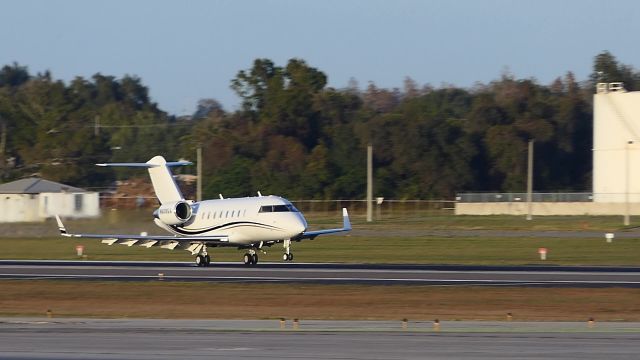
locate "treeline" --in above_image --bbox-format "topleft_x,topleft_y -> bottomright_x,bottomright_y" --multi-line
0,51 -> 636,199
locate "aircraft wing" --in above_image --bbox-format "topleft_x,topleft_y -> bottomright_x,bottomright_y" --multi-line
55,215 -> 228,251
295,208 -> 352,240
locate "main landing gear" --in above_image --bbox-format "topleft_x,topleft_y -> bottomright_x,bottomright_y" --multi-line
282,239 -> 294,262
243,249 -> 258,265
195,244 -> 211,267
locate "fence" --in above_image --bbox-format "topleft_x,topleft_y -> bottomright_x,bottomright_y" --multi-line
99,196 -> 456,219
290,199 -> 456,218
456,193 -> 593,203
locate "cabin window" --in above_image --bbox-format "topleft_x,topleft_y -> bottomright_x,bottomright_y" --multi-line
213,211 -> 216,219
232,210 -> 235,217
225,211 -> 229,218
243,209 -> 246,217
207,212 -> 210,220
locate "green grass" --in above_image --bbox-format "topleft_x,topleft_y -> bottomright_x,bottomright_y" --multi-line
2,235 -> 639,266
2,210 -> 639,265
2,210 -> 636,239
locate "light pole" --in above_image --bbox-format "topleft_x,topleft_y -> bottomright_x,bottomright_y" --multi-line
526,139 -> 534,221
366,144 -> 373,222
197,146 -> 202,202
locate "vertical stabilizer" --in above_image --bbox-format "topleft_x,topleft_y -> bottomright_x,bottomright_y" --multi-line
146,156 -> 185,204
96,155 -> 192,205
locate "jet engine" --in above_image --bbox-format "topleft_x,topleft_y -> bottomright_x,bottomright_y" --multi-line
155,201 -> 193,225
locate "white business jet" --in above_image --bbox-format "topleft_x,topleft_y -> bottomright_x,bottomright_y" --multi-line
55,155 -> 351,266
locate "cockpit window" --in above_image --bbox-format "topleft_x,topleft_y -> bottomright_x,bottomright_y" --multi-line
273,205 -> 289,212
259,204 -> 300,213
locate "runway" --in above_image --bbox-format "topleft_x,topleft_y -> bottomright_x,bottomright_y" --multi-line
1,318 -> 639,360
1,260 -> 639,287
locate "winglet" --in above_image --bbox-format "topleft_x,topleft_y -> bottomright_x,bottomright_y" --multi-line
55,215 -> 69,236
342,208 -> 351,231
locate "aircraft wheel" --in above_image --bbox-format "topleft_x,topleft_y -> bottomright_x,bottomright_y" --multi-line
251,253 -> 258,265
195,255 -> 205,267
282,253 -> 289,261
288,253 -> 293,261
204,255 -> 211,266
243,253 -> 251,265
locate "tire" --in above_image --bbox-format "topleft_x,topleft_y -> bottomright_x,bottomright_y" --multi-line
251,253 -> 258,265
195,255 -> 204,267
282,253 -> 289,261
288,253 -> 293,261
204,255 -> 211,266
243,253 -> 251,265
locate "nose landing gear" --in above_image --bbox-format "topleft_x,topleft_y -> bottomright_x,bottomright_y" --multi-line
282,239 -> 294,262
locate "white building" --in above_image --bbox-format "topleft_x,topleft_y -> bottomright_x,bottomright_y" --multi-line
0,178 -> 100,222
593,82 -> 640,202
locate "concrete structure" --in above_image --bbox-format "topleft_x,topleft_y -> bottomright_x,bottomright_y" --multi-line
456,202 -> 640,216
593,82 -> 640,202
0,178 -> 99,222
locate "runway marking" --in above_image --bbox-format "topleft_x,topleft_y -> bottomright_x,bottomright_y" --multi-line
1,273 -> 640,285
4,265 -> 639,278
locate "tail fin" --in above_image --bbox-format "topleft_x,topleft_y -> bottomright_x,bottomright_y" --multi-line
97,155 -> 191,204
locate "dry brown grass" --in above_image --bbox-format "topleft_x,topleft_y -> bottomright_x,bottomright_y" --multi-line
1,280 -> 639,321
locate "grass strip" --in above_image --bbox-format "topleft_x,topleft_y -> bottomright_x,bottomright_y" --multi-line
1,280 -> 639,321
2,236 -> 639,266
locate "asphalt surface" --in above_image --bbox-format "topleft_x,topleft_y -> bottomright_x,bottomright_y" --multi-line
0,318 -> 639,360
1,260 -> 639,287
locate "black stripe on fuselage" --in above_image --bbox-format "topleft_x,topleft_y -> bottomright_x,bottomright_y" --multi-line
170,221 -> 283,235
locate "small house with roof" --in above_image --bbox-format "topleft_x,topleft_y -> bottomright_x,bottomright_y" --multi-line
0,178 -> 100,222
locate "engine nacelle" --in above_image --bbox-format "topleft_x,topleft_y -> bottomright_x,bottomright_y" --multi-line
155,201 -> 193,225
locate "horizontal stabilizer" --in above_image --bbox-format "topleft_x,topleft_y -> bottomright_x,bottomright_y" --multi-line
96,161 -> 192,168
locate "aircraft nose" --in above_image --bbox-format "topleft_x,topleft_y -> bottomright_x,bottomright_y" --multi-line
294,215 -> 307,235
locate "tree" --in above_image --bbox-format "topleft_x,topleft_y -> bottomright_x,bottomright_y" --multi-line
192,98 -> 224,120
0,62 -> 30,88
590,51 -> 640,90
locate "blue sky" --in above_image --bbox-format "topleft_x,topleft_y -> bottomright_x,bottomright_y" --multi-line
2,0 -> 639,115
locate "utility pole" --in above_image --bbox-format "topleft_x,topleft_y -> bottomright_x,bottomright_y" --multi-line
94,115 -> 100,137
0,119 -> 5,172
367,144 -> 373,222
0,119 -> 5,159
526,139 -> 534,221
197,146 -> 202,202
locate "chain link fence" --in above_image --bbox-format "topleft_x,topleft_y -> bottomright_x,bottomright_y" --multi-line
99,196 -> 456,218
456,193 -> 593,203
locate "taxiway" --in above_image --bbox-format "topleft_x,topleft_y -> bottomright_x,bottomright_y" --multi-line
0,318 -> 639,360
